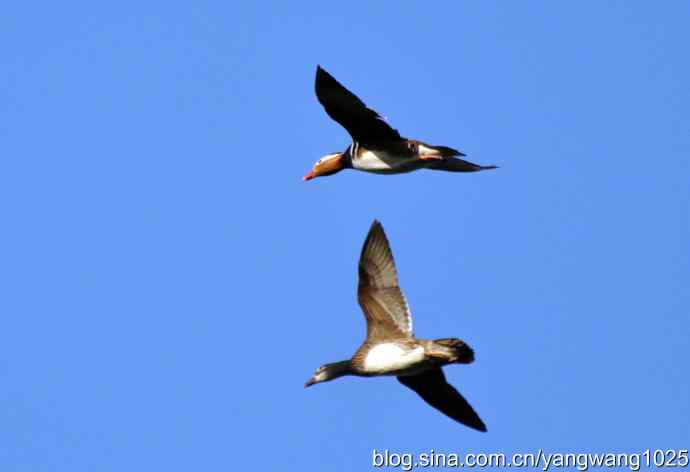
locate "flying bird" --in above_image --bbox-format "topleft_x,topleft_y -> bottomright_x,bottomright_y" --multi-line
303,66 -> 497,181
305,221 -> 487,432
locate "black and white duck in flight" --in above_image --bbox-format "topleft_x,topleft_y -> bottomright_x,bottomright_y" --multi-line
303,66 -> 497,181
305,220 -> 487,432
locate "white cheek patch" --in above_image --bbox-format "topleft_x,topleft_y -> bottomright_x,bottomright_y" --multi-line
363,343 -> 425,373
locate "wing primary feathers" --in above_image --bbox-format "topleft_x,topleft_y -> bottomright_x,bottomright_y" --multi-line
398,369 -> 487,432
357,221 -> 414,339
315,66 -> 402,143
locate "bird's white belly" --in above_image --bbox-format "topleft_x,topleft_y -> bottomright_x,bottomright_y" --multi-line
363,343 -> 425,374
354,149 -> 418,174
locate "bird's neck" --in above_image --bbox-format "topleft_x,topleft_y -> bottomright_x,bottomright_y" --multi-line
323,360 -> 354,381
343,145 -> 356,168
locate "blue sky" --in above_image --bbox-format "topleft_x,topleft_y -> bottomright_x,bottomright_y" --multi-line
1,1 -> 688,470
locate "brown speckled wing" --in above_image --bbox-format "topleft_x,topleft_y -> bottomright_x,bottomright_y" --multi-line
357,221 -> 413,341
398,369 -> 487,432
315,66 -> 402,144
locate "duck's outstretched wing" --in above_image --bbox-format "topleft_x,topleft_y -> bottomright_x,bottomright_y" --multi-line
315,66 -> 402,144
357,220 -> 413,341
397,368 -> 487,432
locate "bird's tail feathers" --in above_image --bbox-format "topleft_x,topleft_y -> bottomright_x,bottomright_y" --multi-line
433,338 -> 475,364
428,157 -> 498,173
430,145 -> 465,157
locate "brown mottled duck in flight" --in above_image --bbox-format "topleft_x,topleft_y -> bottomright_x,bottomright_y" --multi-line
305,221 -> 486,432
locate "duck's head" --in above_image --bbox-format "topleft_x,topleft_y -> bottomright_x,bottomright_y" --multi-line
303,153 -> 345,181
304,361 -> 351,387
304,365 -> 329,387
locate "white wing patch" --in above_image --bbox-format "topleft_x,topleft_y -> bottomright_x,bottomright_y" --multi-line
363,343 -> 425,374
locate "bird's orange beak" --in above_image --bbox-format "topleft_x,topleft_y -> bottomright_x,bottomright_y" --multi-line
303,154 -> 343,181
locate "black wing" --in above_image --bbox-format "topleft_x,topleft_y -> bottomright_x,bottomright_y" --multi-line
397,368 -> 487,432
315,66 -> 402,144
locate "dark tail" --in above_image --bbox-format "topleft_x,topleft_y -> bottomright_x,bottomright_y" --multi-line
433,338 -> 475,364
432,145 -> 466,157
428,157 -> 498,173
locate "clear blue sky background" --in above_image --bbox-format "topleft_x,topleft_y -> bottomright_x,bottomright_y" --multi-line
1,2 -> 688,470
